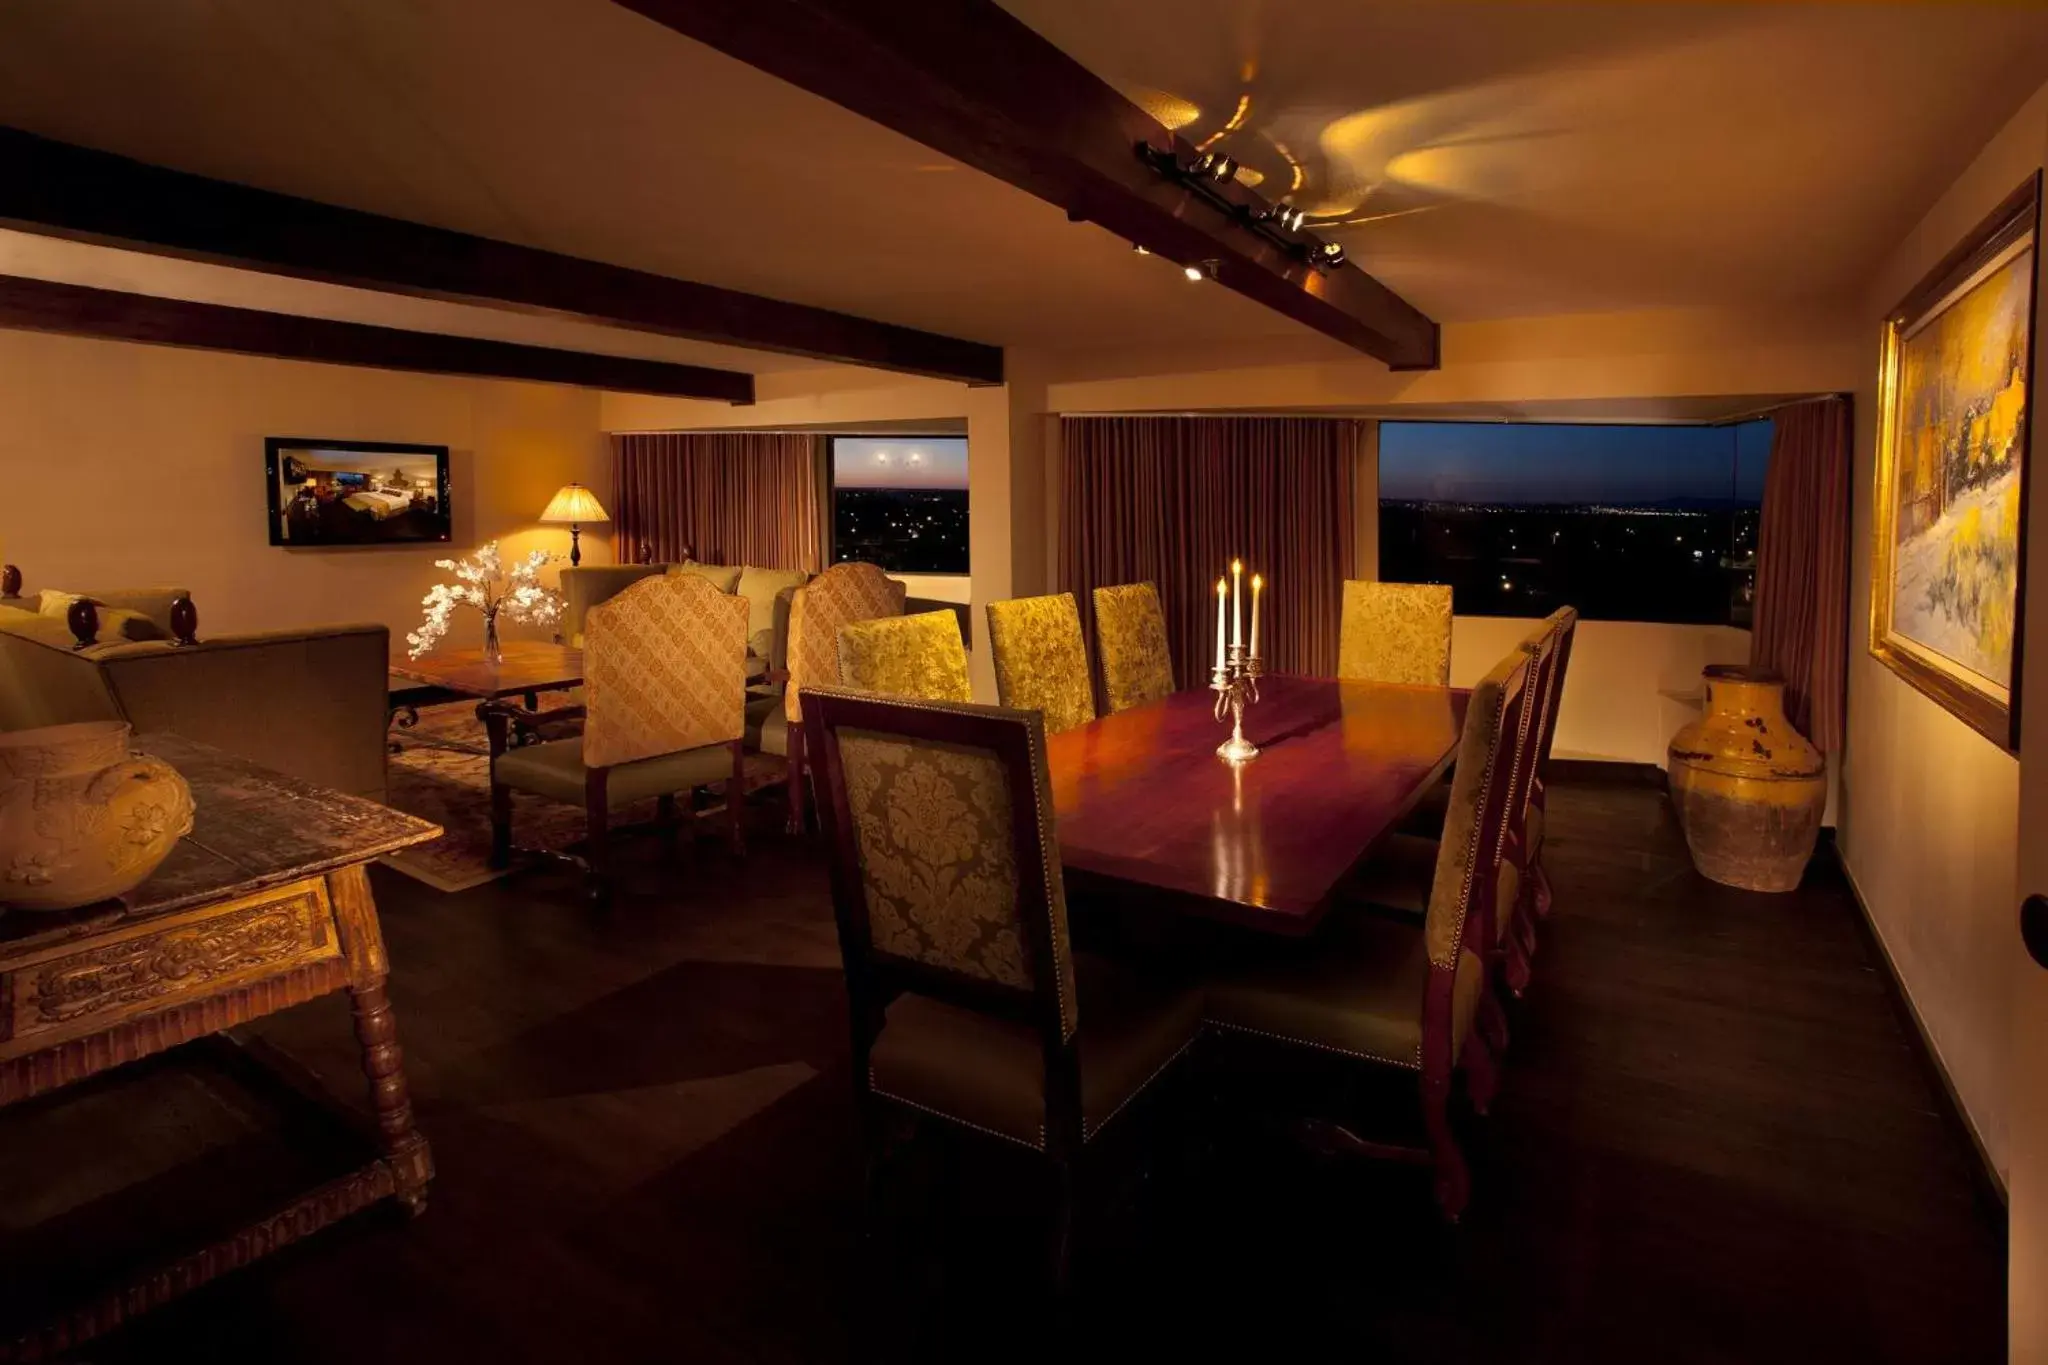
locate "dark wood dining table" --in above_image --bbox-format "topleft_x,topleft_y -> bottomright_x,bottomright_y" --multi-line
1045,675 -> 1470,937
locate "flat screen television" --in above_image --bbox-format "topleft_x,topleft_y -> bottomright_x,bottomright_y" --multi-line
266,438 -> 451,547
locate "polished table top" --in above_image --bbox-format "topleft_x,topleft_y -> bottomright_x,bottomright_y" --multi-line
388,640 -> 585,699
1045,675 -> 1469,936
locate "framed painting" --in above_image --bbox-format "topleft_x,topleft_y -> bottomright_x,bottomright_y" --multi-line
1871,172 -> 2040,749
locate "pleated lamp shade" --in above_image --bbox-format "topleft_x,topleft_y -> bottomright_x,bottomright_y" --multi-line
540,483 -> 610,525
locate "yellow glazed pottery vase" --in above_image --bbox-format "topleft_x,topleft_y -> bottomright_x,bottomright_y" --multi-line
1667,666 -> 1826,893
0,721 -> 195,911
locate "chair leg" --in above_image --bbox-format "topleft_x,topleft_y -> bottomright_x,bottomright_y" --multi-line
655,792 -> 678,852
1420,1072 -> 1470,1221
784,746 -> 807,836
727,741 -> 747,856
489,781 -> 513,870
584,770 -> 611,907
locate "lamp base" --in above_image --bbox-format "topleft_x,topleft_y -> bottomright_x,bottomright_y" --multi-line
569,524 -> 583,567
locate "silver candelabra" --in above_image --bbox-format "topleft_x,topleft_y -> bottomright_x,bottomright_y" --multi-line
1211,644 -> 1263,764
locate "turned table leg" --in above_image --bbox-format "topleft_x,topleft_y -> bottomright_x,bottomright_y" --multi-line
327,863 -> 434,1215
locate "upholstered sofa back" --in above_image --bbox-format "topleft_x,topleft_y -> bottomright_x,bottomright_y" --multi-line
0,602 -> 392,801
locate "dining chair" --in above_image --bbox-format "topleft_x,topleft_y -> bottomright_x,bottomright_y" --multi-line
483,572 -> 750,905
1201,646 -> 1533,1219
986,591 -> 1096,734
1091,581 -> 1175,714
754,561 -> 905,833
802,687 -> 1202,1289
1519,608 -> 1579,928
1336,580 -> 1454,686
836,609 -> 972,703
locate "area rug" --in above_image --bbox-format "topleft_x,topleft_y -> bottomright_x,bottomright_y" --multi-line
380,704 -> 638,892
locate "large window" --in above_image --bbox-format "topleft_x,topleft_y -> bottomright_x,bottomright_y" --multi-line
829,436 -> 969,574
1379,419 -> 1772,626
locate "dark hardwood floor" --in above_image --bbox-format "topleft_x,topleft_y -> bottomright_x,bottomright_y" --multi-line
2,775 -> 2004,1362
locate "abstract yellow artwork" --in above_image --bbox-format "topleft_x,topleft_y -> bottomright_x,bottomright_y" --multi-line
1871,175 -> 2038,748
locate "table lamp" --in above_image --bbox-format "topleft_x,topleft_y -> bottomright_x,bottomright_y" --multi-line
540,483 -> 610,566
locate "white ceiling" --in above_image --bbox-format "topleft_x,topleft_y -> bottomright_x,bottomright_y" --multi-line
0,0 -> 2043,368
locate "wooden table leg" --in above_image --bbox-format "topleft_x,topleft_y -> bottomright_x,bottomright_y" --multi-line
327,863 -> 434,1215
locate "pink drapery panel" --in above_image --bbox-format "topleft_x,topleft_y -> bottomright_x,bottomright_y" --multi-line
1059,416 -> 1361,688
1751,397 -> 1851,750
611,432 -> 824,571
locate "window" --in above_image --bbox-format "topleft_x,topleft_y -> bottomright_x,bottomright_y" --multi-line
1378,419 -> 1772,626
829,436 -> 969,574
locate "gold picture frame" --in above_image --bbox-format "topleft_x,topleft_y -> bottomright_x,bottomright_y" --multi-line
1870,173 -> 2039,750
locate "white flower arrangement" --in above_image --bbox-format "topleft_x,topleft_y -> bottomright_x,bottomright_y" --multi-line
405,541 -> 563,660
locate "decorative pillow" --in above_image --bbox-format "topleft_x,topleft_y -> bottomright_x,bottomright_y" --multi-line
30,592 -> 163,642
671,561 -> 743,594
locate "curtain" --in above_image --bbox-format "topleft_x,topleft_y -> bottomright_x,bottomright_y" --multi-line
1059,416 -> 1362,687
612,432 -> 825,570
1751,397 -> 1850,750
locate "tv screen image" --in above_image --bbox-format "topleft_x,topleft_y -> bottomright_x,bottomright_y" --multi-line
267,438 -> 451,547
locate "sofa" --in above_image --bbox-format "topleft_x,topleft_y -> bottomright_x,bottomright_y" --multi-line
0,580 -> 392,801
561,561 -> 811,676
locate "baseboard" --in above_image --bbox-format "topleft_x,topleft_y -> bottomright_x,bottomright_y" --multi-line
1548,758 -> 1665,787
1827,833 -> 2010,1217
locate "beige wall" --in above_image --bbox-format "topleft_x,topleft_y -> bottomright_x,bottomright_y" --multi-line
1837,83 -> 2048,1188
0,330 -> 612,651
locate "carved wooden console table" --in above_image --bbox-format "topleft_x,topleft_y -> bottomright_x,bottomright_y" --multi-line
0,734 -> 440,1360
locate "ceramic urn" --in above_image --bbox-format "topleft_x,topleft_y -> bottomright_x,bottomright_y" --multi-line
0,721 -> 195,911
1667,666 -> 1826,893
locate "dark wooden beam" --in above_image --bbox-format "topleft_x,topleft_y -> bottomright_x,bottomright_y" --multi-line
612,0 -> 1440,370
0,126 -> 1002,385
0,273 -> 758,401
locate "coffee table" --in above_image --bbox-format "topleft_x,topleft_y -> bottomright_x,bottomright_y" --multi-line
387,641 -> 584,754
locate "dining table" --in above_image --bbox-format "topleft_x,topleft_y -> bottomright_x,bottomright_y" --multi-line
1044,674 -> 1470,938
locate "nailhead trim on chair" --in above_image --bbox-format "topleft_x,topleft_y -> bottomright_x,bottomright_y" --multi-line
871,1071 -> 1048,1151
1203,1018 -> 1423,1071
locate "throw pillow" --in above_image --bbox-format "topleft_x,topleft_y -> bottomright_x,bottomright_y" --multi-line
672,560 -> 743,594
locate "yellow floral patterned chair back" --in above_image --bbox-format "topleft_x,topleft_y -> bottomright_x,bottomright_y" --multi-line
805,689 -> 1077,1038
838,610 -> 972,704
1091,582 -> 1175,714
985,592 -> 1096,735
583,573 -> 750,768
1337,580 -> 1454,687
785,562 -> 906,725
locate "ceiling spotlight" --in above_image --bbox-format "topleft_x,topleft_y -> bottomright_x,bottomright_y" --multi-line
1315,240 -> 1346,268
1132,242 -> 1151,255
1183,263 -> 1205,282
1275,203 -> 1306,233
1209,154 -> 1237,183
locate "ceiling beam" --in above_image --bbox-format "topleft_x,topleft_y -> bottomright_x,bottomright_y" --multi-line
0,273 -> 759,401
0,126 -> 1003,385
612,0 -> 1440,370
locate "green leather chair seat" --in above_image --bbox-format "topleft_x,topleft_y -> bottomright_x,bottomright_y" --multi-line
1204,909 -> 1439,1069
869,955 -> 1201,1150
495,735 -> 733,807
747,697 -> 788,756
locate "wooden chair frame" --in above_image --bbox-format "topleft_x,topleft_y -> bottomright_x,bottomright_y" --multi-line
482,700 -> 746,905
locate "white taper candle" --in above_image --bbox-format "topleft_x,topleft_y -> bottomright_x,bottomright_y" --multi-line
1250,573 -> 1263,660
1231,558 -> 1243,651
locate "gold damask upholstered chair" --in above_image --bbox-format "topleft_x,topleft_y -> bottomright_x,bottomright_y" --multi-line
485,573 -> 750,904
1091,582 -> 1175,714
837,610 -> 972,703
986,592 -> 1096,735
802,688 -> 1202,1288
1201,646 -> 1533,1220
1337,580 -> 1454,686
755,561 -> 906,833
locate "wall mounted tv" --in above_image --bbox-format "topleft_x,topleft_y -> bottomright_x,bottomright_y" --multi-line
266,438 -> 452,547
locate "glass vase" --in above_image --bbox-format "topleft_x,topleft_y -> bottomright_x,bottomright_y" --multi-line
483,609 -> 502,664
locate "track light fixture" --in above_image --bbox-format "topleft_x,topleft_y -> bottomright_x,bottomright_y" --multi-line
1183,263 -> 1204,282
1130,139 -> 1349,273
1132,242 -> 1150,255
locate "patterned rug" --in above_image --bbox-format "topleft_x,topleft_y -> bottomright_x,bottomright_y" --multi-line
380,704 -> 642,892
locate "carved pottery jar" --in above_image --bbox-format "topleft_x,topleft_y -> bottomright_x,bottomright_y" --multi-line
1667,666 -> 1826,893
0,721 -> 195,911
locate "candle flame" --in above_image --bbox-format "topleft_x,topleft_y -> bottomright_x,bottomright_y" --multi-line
1252,574 -> 1263,589
1231,558 -> 1242,573
1216,577 -> 1228,595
